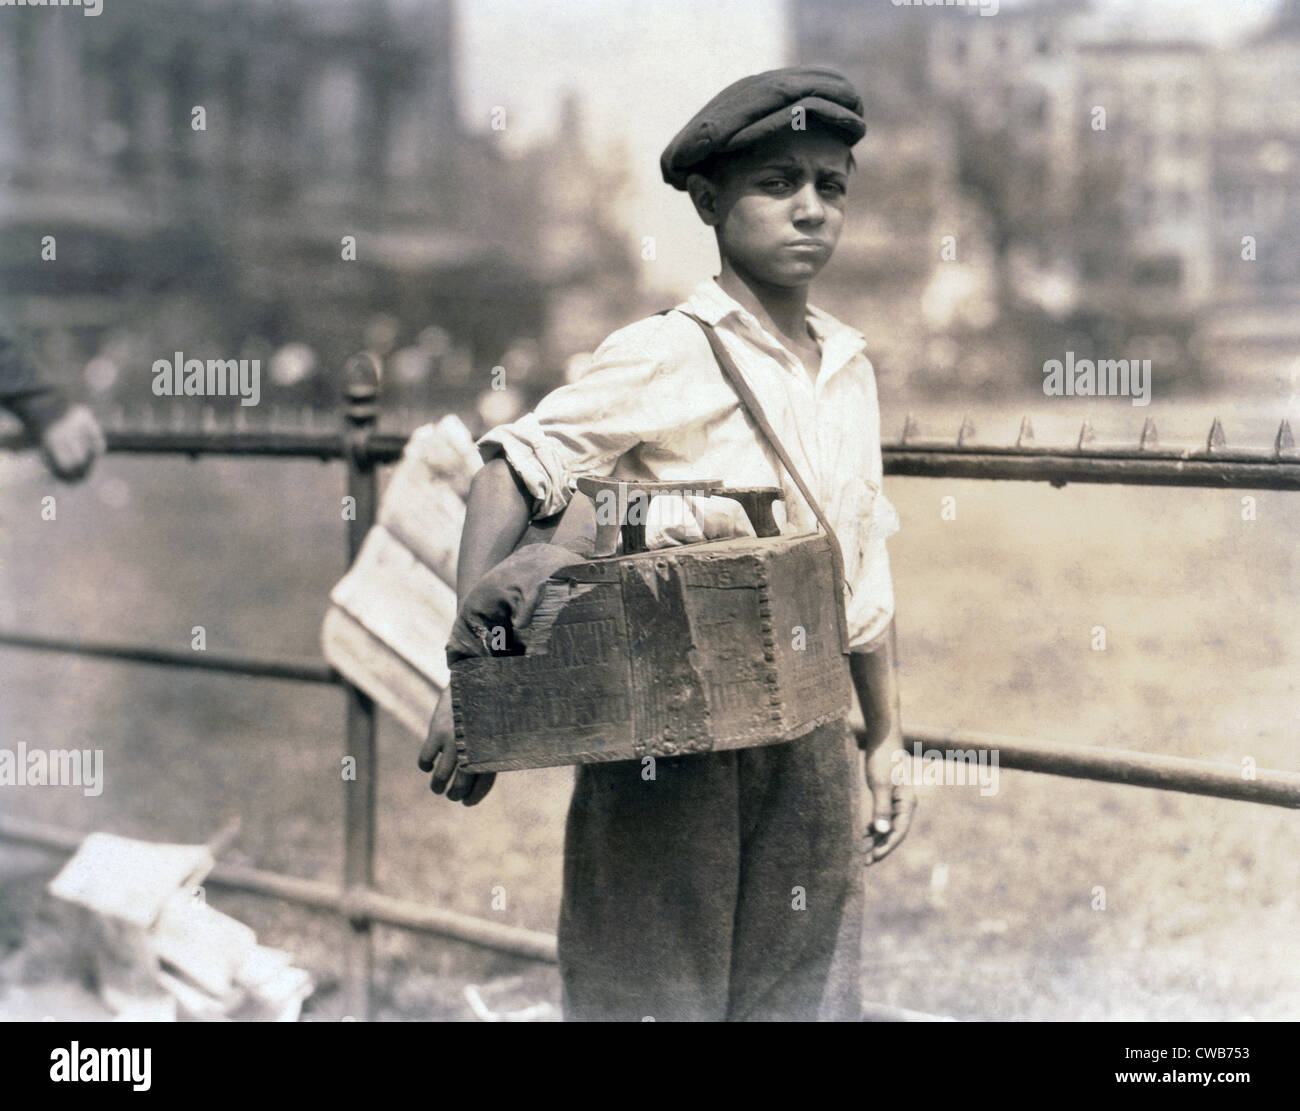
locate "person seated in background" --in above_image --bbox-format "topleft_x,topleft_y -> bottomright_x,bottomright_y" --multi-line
0,327 -> 104,483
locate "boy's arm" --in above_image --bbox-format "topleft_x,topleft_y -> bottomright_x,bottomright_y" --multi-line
419,456 -> 533,805
850,618 -> 899,753
456,457 -> 599,601
419,456 -> 598,805
455,456 -> 536,601
849,618 -> 916,864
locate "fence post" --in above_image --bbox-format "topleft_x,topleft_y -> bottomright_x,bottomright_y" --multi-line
342,353 -> 380,1020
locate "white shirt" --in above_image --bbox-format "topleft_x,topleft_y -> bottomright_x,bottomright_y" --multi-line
478,278 -> 900,648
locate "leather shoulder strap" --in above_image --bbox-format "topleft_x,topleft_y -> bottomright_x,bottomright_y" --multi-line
675,309 -> 851,655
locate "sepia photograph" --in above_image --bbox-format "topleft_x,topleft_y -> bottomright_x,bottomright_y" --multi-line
0,0 -> 1296,1060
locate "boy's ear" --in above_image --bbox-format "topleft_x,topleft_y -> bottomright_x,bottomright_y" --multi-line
686,172 -> 721,227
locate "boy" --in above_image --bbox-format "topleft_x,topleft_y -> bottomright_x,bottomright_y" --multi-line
419,66 -> 915,1021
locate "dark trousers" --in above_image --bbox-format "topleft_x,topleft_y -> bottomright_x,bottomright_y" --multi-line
557,719 -> 864,1021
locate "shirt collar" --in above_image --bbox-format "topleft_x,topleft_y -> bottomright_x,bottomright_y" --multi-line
679,278 -> 868,384
680,277 -> 743,327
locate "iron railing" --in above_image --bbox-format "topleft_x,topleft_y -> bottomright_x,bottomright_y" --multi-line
887,412 -> 1300,489
1,369 -> 1296,1022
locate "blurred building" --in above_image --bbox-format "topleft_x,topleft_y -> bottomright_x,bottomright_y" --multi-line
1074,40 -> 1215,312
929,0 -> 1083,255
0,0 -> 636,417
522,92 -> 640,379
1203,0 -> 1300,390
792,0 -> 1300,396
793,0 -> 1098,398
789,0 -> 965,396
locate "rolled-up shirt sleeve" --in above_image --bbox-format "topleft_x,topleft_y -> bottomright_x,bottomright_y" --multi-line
476,410 -> 574,519
477,318 -> 679,520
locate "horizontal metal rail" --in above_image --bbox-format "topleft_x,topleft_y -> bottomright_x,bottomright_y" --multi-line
2,614 -> 1294,809
885,414 -> 1299,489
0,814 -> 558,964
904,727 -> 1300,809
2,621 -> 1297,809
0,428 -> 411,465
2,716 -> 1293,969
885,450 -> 1300,489
2,413 -> 1295,488
0,630 -> 338,685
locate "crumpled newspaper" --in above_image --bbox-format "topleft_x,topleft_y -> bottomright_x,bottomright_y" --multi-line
643,493 -> 758,548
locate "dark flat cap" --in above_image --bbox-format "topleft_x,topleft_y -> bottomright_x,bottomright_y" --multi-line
660,66 -> 865,190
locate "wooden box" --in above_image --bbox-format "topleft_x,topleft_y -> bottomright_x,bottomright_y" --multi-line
450,531 -> 851,772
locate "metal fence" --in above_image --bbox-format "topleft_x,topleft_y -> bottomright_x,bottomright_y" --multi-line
1,358 -> 1297,1021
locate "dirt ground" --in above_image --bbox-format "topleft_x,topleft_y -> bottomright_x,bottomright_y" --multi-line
0,396 -> 1296,1021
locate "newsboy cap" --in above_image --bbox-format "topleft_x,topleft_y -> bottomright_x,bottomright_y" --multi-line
660,66 -> 866,190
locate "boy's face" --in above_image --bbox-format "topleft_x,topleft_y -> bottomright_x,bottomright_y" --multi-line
689,125 -> 853,289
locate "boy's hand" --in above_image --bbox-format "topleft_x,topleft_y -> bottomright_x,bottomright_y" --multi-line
40,405 -> 105,482
849,621 -> 914,865
418,688 -> 495,805
422,543 -> 582,804
862,728 -> 915,865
